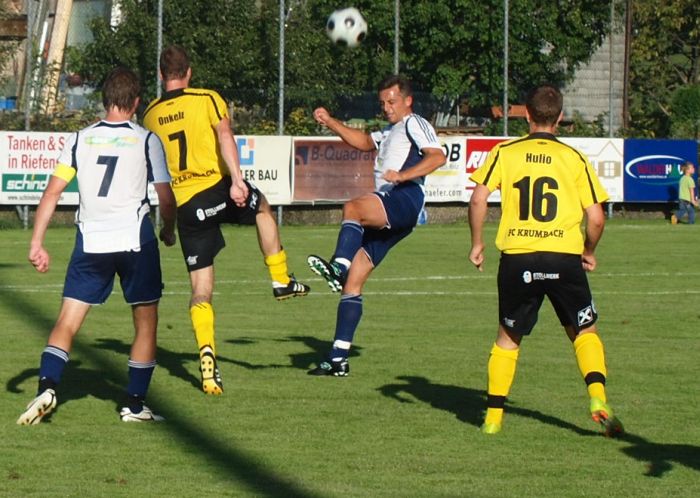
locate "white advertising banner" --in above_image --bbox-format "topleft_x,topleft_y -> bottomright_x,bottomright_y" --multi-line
0,132 -> 293,206
237,135 -> 292,205
0,132 -> 620,207
559,137 -> 624,202
0,131 -> 74,205
424,136 -> 469,202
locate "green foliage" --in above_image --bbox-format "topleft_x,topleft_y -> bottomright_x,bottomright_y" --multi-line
65,0 -> 611,131
0,3 -> 21,97
0,109 -> 101,132
483,111 -> 610,138
283,107 -> 321,136
484,118 -> 529,137
561,111 -> 609,137
401,0 -> 610,105
626,0 -> 700,137
669,84 -> 700,139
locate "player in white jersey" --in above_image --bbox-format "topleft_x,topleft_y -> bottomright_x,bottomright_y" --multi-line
307,75 -> 446,376
17,67 -> 177,425
371,113 -> 441,192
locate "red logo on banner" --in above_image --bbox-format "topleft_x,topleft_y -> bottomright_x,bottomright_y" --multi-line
465,138 -> 506,174
465,137 -> 506,190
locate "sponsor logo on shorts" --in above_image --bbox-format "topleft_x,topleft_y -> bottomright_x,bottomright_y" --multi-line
186,255 -> 199,266
249,191 -> 259,210
205,202 -> 226,217
522,270 -> 559,283
196,203 -> 226,221
503,317 -> 516,328
577,305 -> 594,326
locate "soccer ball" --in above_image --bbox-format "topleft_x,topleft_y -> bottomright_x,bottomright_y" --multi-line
326,7 -> 367,48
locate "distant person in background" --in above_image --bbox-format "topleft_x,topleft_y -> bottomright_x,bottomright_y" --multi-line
468,84 -> 623,437
17,67 -> 176,425
306,75 -> 446,376
143,45 -> 309,396
671,160 -> 697,225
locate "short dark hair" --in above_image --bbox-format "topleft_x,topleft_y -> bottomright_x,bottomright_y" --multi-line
102,66 -> 140,112
378,74 -> 413,98
160,45 -> 190,81
525,84 -> 563,126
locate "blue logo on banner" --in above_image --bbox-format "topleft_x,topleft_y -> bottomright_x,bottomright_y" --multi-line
237,138 -> 255,166
623,139 -> 698,202
295,146 -> 309,166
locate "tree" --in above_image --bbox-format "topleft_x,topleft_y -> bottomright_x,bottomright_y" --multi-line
64,0 -> 610,132
66,0 -> 263,104
0,2 -> 22,98
626,0 -> 700,137
670,84 -> 700,139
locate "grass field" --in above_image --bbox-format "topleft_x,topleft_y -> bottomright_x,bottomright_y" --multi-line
1,219 -> 699,497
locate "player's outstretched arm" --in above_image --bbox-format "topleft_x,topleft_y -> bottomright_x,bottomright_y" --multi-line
582,203 -> 605,272
468,184 -> 490,272
313,107 -> 375,151
29,176 -> 68,273
382,147 -> 446,184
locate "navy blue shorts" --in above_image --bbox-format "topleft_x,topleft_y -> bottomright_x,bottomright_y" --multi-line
63,231 -> 163,305
497,252 -> 597,336
363,182 -> 424,267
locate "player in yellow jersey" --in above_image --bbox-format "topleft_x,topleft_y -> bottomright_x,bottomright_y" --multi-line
143,45 -> 309,395
468,84 -> 623,437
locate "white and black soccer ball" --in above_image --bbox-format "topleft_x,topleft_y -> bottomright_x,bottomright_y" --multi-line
326,7 -> 368,48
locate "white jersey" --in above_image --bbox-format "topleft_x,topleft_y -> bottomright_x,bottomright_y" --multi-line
370,113 -> 441,191
57,120 -> 170,253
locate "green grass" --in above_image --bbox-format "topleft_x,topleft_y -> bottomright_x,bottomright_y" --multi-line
1,220 -> 699,497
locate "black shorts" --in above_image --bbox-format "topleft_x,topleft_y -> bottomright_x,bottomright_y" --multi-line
177,177 -> 262,271
497,252 -> 597,336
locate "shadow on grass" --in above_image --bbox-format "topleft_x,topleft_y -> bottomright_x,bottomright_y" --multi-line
617,432 -> 700,477
94,337 -> 293,392
0,262 -> 24,269
378,375 -> 599,436
280,335 -> 362,370
8,361 -> 129,422
95,334 -> 362,387
3,288 -> 323,498
220,334 -> 363,371
379,376 -> 700,477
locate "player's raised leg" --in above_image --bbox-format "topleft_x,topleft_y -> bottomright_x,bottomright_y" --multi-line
308,194 -> 385,293
308,251 -> 374,376
256,196 -> 310,300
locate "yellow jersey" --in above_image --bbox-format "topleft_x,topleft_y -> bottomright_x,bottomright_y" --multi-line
143,87 -> 229,206
470,132 -> 609,255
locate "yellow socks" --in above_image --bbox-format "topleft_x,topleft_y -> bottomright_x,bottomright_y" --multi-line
190,303 -> 216,356
265,249 -> 290,285
574,332 -> 607,403
485,343 -> 520,426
